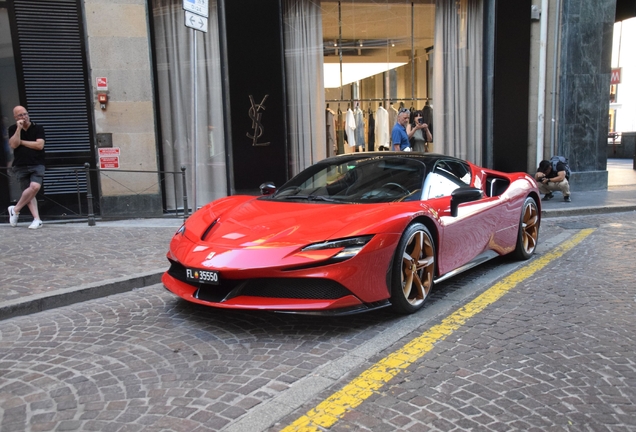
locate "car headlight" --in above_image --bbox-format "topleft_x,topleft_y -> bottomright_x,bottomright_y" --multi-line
302,235 -> 374,261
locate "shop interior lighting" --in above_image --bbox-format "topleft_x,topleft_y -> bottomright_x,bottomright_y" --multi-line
323,62 -> 407,88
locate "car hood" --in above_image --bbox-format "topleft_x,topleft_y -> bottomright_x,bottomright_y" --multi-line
172,196 -> 410,270
185,196 -> 398,247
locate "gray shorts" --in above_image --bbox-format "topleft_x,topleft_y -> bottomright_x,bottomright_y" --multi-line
13,165 -> 45,190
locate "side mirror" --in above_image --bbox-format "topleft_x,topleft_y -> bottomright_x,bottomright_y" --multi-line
450,187 -> 483,217
260,181 -> 276,195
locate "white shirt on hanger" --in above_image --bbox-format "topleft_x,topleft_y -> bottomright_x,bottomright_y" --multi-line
375,106 -> 389,149
345,108 -> 356,147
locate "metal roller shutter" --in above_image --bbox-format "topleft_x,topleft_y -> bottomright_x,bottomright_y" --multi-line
13,0 -> 96,213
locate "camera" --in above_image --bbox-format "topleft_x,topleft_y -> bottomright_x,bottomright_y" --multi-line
418,118 -> 424,124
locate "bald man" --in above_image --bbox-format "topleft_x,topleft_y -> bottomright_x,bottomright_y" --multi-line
8,105 -> 46,229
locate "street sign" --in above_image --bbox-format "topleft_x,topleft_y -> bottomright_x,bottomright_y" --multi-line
185,11 -> 208,33
182,0 -> 208,18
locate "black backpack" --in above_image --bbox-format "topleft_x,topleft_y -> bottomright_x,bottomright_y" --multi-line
550,156 -> 571,180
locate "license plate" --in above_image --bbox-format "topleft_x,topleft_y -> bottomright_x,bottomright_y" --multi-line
186,268 -> 219,285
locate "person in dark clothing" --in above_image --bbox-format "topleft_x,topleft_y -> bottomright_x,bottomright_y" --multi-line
7,105 -> 46,229
535,159 -> 570,202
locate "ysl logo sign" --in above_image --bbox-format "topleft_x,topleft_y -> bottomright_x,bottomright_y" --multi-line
247,94 -> 270,146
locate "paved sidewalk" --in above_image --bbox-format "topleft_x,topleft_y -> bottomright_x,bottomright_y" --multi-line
0,218 -> 182,320
1,161 -> 635,321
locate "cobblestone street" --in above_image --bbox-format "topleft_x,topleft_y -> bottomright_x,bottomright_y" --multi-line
1,212 -> 635,431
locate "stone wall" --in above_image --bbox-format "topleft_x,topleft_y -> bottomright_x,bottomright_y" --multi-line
83,0 -> 162,217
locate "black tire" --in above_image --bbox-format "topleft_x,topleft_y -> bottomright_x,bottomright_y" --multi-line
512,196 -> 540,260
390,223 -> 435,314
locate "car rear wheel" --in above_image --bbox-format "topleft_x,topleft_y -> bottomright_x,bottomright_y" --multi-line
512,196 -> 540,260
390,223 -> 435,314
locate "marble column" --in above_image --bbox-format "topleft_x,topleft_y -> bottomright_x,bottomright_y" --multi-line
557,0 -> 616,190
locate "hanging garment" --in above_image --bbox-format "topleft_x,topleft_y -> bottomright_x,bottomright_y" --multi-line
422,104 -> 433,136
388,104 -> 398,129
375,106 -> 389,150
367,110 -> 375,151
354,107 -> 365,149
337,108 -> 344,154
345,108 -> 356,148
326,108 -> 337,157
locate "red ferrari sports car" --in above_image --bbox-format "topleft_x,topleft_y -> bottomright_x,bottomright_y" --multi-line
163,152 -> 540,315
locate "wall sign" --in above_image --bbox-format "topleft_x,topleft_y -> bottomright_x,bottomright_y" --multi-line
98,147 -> 120,169
247,95 -> 270,146
96,77 -> 108,91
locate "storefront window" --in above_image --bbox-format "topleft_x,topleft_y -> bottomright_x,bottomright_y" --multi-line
322,1 -> 435,154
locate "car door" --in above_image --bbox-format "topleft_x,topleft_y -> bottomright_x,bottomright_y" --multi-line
423,159 -> 501,275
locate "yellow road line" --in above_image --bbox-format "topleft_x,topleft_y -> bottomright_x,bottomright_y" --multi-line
282,228 -> 595,431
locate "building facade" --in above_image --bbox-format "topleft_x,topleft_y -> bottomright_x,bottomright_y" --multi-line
0,0 -> 627,219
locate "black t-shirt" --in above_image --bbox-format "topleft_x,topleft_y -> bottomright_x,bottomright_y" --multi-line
7,122 -> 46,166
546,161 -> 566,179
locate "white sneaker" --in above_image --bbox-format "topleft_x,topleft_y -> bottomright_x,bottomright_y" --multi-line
8,206 -> 19,227
28,219 -> 43,230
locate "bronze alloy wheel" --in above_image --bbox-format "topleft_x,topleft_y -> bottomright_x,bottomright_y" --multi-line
391,223 -> 435,314
513,196 -> 540,260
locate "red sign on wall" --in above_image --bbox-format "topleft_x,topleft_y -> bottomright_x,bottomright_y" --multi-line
99,147 -> 120,169
96,77 -> 108,91
611,68 -> 621,85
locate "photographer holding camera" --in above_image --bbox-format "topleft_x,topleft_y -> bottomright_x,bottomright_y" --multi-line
407,110 -> 433,152
535,159 -> 571,202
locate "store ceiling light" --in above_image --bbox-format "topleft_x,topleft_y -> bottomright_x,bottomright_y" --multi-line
323,62 -> 407,88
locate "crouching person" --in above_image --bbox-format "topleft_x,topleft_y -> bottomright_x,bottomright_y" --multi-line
535,159 -> 570,202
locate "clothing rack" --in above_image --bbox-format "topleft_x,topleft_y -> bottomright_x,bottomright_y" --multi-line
326,98 -> 432,103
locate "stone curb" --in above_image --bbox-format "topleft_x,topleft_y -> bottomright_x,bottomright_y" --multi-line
542,205 -> 636,218
0,269 -> 165,321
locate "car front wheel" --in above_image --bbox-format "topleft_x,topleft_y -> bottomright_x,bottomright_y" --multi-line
390,223 -> 435,314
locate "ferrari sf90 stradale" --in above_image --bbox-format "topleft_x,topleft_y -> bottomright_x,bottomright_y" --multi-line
163,153 -> 540,315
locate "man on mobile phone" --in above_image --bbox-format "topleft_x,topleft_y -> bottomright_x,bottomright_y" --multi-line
7,105 -> 46,229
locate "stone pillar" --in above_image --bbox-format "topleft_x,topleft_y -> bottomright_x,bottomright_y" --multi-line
557,0 -> 616,191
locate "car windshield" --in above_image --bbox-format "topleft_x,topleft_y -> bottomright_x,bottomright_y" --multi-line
265,156 -> 426,203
